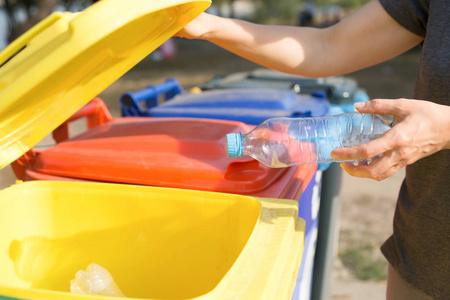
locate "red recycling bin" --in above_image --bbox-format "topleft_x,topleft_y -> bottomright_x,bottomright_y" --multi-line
12,98 -> 316,200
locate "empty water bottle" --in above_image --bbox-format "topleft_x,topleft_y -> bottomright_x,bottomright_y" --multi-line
226,112 -> 395,168
70,263 -> 125,297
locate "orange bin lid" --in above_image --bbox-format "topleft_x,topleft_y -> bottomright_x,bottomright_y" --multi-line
32,117 -> 292,194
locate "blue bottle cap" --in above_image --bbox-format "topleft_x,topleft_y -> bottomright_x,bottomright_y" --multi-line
226,133 -> 243,157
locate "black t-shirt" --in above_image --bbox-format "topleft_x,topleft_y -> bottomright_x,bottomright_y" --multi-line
378,0 -> 450,298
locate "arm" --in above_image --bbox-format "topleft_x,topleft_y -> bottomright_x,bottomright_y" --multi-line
177,0 -> 423,77
330,99 -> 450,181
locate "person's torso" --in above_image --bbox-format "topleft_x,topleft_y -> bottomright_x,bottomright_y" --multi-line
398,1 -> 450,298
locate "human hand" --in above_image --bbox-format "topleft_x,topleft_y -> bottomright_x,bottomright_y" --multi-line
175,13 -> 215,40
330,99 -> 450,181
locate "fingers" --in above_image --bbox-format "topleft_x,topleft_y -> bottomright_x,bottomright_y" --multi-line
339,147 -> 414,181
340,161 -> 401,181
354,99 -> 408,118
340,157 -> 398,181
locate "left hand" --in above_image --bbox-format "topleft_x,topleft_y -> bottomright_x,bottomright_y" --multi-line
174,13 -> 215,40
330,98 -> 450,181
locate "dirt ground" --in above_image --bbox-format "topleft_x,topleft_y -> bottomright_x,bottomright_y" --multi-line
0,39 -> 421,299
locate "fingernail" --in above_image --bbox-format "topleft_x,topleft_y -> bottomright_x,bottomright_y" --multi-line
355,102 -> 366,110
330,154 -> 341,160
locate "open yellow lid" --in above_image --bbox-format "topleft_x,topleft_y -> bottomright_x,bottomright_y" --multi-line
0,0 -> 210,169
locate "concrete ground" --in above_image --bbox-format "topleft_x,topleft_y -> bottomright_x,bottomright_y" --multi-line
329,168 -> 405,299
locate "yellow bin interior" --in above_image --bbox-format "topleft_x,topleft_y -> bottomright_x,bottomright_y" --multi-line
0,181 -> 305,300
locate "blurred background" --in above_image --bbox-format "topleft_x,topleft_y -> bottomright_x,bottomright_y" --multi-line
0,0 -> 372,49
0,0 -> 420,299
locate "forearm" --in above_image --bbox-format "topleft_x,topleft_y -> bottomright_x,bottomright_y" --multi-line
200,15 -> 328,77
181,1 -> 423,77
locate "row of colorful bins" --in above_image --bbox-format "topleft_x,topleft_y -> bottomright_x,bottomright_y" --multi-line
11,97 -> 321,299
119,81 -> 329,300
13,90 -> 325,299
0,0 -> 308,299
118,72 -> 370,300
12,72 -> 331,300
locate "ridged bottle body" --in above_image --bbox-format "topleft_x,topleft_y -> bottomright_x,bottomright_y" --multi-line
237,112 -> 395,168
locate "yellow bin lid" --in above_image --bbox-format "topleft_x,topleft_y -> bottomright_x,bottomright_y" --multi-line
0,0 -> 210,169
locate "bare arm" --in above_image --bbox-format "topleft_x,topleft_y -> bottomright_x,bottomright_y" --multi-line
177,0 -> 423,77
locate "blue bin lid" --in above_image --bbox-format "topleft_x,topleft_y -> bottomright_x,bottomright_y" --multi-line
148,88 -> 329,125
201,68 -> 360,105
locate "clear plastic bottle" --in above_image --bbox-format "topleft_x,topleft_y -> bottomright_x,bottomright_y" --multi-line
226,112 -> 395,168
70,263 -> 125,297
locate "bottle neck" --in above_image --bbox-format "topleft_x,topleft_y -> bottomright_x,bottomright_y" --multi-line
241,133 -> 248,156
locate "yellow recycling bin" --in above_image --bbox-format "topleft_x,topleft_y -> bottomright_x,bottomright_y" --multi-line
0,181 -> 305,300
0,0 -> 305,299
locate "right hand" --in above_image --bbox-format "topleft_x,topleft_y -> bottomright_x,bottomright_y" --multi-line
175,13 -> 214,40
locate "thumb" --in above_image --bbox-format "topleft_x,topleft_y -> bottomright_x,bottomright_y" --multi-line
354,99 -> 405,117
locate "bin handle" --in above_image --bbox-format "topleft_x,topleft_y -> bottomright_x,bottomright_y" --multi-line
120,78 -> 183,116
53,98 -> 113,143
0,13 -> 64,67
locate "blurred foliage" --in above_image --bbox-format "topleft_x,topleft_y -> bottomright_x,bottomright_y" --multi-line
3,0 -> 95,10
254,0 -> 303,23
210,0 -> 237,17
323,0 -> 370,9
2,0 -> 372,39
340,244 -> 387,281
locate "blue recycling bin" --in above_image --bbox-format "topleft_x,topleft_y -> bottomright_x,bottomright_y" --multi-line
121,82 -> 328,120
201,68 -> 369,107
120,79 -> 331,300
